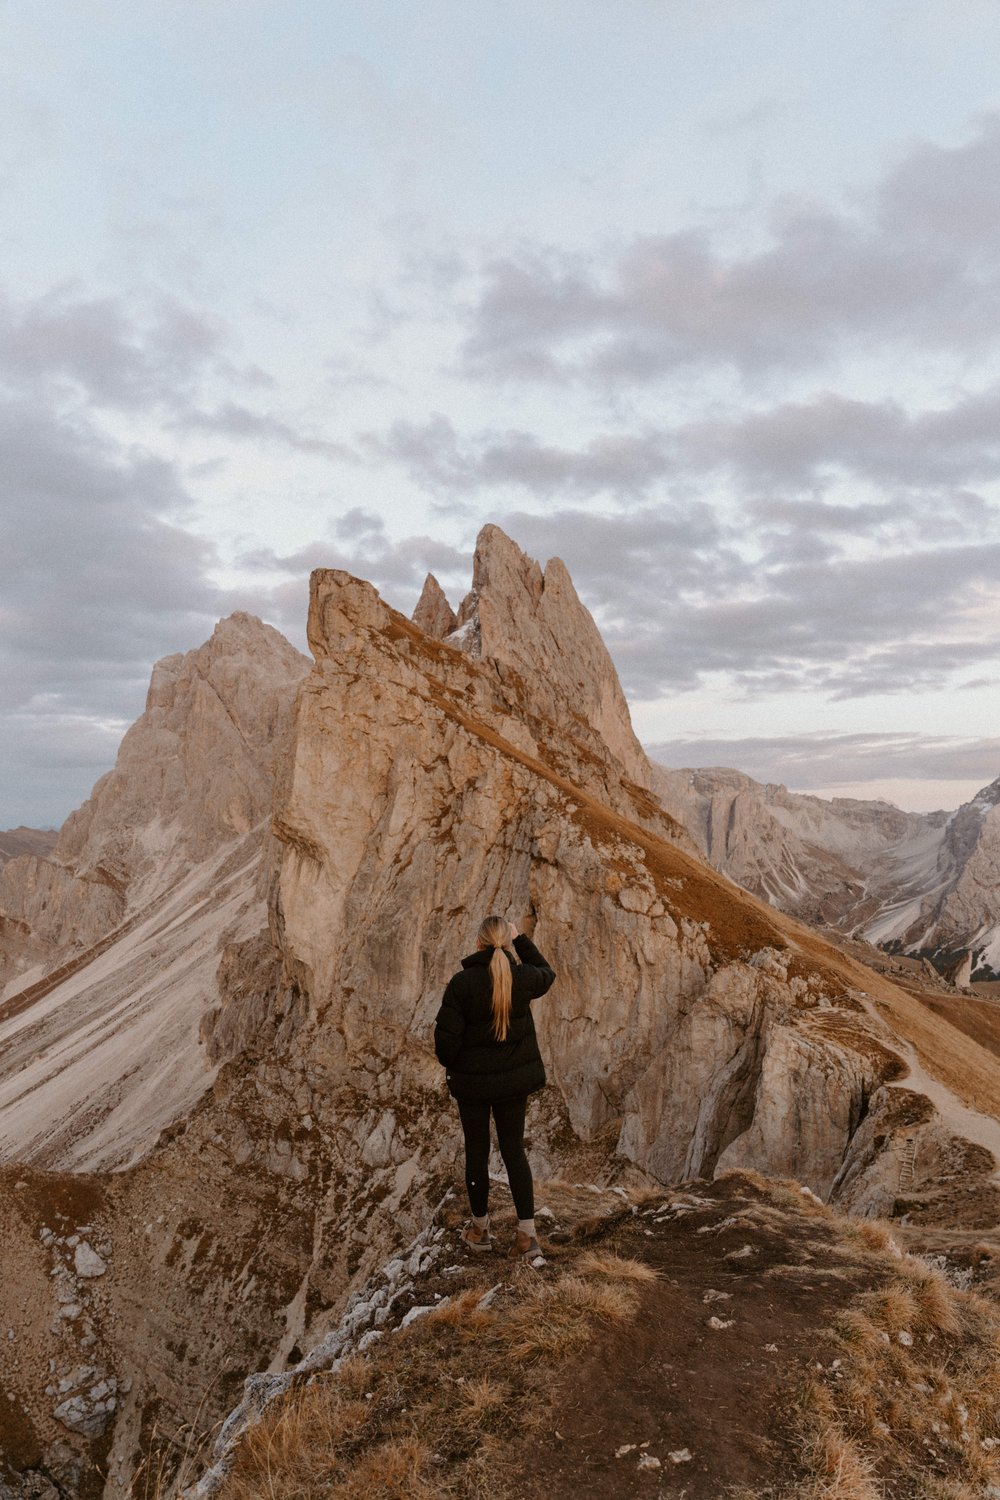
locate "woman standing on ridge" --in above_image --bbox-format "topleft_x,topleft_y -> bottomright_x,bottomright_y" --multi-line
434,914 -> 556,1263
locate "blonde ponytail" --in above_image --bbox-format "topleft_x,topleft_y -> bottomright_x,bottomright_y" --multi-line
477,914 -> 517,1041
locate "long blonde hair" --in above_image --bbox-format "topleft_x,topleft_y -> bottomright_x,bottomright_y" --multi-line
478,914 -> 517,1041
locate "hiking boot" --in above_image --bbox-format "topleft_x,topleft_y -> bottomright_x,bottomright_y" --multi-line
509,1232 -> 546,1267
461,1221 -> 493,1253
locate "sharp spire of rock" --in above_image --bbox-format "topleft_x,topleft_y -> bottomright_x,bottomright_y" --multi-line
443,524 -> 650,787
411,573 -> 457,639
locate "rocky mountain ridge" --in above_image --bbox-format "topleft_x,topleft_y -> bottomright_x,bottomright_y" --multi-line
654,764 -> 1000,982
0,613 -> 308,1171
0,612 -> 308,999
2,528 -> 1000,1500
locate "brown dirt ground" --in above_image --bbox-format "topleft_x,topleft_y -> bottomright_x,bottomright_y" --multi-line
212,1172 -> 1000,1500
445,1175 -> 874,1500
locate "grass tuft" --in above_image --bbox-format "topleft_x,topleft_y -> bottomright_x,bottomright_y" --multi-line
216,1380 -> 373,1500
858,1282 -> 919,1334
573,1248 -> 660,1283
898,1260 -> 964,1336
799,1419 -> 882,1499
423,1287 -> 496,1332
503,1273 -> 637,1361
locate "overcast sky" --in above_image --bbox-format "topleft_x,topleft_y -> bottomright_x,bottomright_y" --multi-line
3,0 -> 1000,827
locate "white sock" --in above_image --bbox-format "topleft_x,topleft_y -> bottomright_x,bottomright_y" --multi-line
472,1213 -> 489,1231
517,1218 -> 535,1238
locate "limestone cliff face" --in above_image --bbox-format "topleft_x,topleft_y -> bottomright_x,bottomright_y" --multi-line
905,778 -> 1000,979
0,615 -> 308,1174
414,525 -> 651,788
0,614 -> 308,993
274,543 -> 902,1198
57,611 -> 307,894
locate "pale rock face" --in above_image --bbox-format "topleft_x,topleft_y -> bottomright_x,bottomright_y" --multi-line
913,782 -> 1000,975
712,1024 -> 871,1195
411,573 -> 457,639
56,612 -> 308,889
0,614 -> 308,1172
0,613 -> 308,991
276,551 -> 906,1207
441,525 -> 651,787
0,855 -> 124,991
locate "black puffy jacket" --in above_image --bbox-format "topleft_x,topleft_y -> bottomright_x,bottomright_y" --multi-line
433,934 -> 556,1102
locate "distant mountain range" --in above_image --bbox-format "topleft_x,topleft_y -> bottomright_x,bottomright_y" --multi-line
0,824 -> 57,869
653,766 -> 1000,982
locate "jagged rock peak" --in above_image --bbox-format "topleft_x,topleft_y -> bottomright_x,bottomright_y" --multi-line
411,574 -> 458,639
444,524 -> 650,786
0,614 -> 309,993
146,611 -> 307,710
63,612 -> 310,867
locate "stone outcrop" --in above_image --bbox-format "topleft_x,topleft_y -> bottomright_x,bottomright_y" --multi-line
410,573 -> 457,639
912,778 -> 1000,980
0,615 -> 308,1171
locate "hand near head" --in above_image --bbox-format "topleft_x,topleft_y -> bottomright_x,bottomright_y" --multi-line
508,920 -> 519,942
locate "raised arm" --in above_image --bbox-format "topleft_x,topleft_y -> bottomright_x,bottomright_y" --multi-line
512,932 -> 556,999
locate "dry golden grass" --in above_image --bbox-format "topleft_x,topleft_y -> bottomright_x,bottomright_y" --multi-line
572,1247 -> 660,1283
797,1239 -> 1000,1500
422,1286 -> 496,1332
213,1380 -> 374,1500
858,1282 -> 920,1333
894,1260 -> 964,1336
453,1374 -> 510,1430
840,1218 -> 902,1260
502,1272 -> 637,1361
215,1364 -> 469,1500
330,1437 -> 440,1500
833,1309 -> 886,1359
798,1414 -> 882,1500
210,1225 -> 652,1500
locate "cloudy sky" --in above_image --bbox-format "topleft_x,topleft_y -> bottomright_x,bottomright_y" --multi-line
3,0 -> 1000,827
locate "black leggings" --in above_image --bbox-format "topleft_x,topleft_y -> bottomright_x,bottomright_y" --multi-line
457,1094 -> 534,1221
